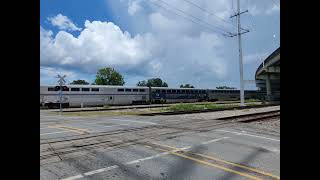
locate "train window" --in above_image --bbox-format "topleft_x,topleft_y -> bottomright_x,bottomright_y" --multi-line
161,90 -> 166,93
139,89 -> 145,92
48,87 -> 55,91
156,89 -> 160,93
194,90 -> 198,93
181,90 -> 186,93
62,86 -> 69,91
177,90 -> 181,93
190,90 -> 194,94
125,89 -> 132,92
186,90 -> 190,94
133,89 -> 138,92
172,89 -> 176,93
91,88 -> 99,92
201,90 -> 206,94
82,88 -> 90,91
110,96 -> 112,100
118,89 -> 124,92
167,90 -> 172,93
71,88 -> 80,91
54,86 -> 60,91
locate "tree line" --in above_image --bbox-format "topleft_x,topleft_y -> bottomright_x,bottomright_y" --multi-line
69,67 -> 235,89
69,67 -> 172,87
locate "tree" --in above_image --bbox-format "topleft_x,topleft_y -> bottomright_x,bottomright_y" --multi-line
94,67 -> 125,85
137,78 -> 168,87
216,86 -> 236,89
70,79 -> 89,85
136,80 -> 147,86
180,84 -> 194,88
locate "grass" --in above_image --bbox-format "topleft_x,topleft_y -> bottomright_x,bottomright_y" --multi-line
245,99 -> 261,103
103,105 -> 110,109
166,103 -> 239,112
60,107 -> 167,116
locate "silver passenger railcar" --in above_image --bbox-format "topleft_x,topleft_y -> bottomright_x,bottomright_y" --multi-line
207,89 -> 265,101
40,85 -> 149,108
150,87 -> 207,103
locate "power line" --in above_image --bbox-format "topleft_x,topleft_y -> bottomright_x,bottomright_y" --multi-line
154,0 -> 232,34
149,2 -> 228,36
147,1 -> 233,37
270,0 -> 280,8
179,0 -> 238,30
232,0 -> 234,13
151,0 -> 234,35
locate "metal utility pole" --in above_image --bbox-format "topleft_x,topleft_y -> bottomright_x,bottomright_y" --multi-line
230,0 -> 249,106
56,74 -> 66,114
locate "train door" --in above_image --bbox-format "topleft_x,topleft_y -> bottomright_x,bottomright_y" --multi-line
104,96 -> 114,105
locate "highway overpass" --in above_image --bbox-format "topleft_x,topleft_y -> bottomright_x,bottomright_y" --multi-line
255,47 -> 280,102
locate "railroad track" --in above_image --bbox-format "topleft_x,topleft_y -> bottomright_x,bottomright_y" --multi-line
40,110 -> 280,164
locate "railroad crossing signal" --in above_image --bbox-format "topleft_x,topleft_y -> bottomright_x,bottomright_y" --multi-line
57,75 -> 66,85
56,74 -> 66,114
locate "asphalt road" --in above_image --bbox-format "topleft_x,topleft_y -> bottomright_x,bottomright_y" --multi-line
40,107 -> 280,180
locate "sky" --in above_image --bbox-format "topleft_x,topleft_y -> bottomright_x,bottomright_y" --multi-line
40,0 -> 280,89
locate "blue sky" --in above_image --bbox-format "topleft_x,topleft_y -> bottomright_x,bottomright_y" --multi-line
40,0 -> 279,89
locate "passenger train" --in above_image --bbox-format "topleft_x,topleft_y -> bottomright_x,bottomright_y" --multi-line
40,85 -> 264,108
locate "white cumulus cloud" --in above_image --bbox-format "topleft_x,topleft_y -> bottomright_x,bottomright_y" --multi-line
48,14 -> 82,31
248,2 -> 280,16
40,20 -> 157,74
128,0 -> 142,15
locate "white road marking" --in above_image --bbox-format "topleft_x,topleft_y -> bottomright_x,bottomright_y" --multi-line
40,131 -> 69,136
61,175 -> 84,180
40,127 -> 52,130
109,119 -> 158,125
261,146 -> 280,153
81,122 -> 103,125
200,137 -> 230,145
60,137 -> 227,180
100,123 -> 131,128
40,122 -> 57,125
216,129 -> 280,142
84,165 -> 119,176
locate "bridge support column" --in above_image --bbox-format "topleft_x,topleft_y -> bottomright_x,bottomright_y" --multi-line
266,74 -> 272,101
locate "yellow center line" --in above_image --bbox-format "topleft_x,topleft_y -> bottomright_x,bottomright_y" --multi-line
145,145 -> 262,180
48,125 -> 90,134
151,142 -> 279,180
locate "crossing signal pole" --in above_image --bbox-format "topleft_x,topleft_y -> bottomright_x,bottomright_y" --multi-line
230,0 -> 249,107
56,74 -> 66,114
